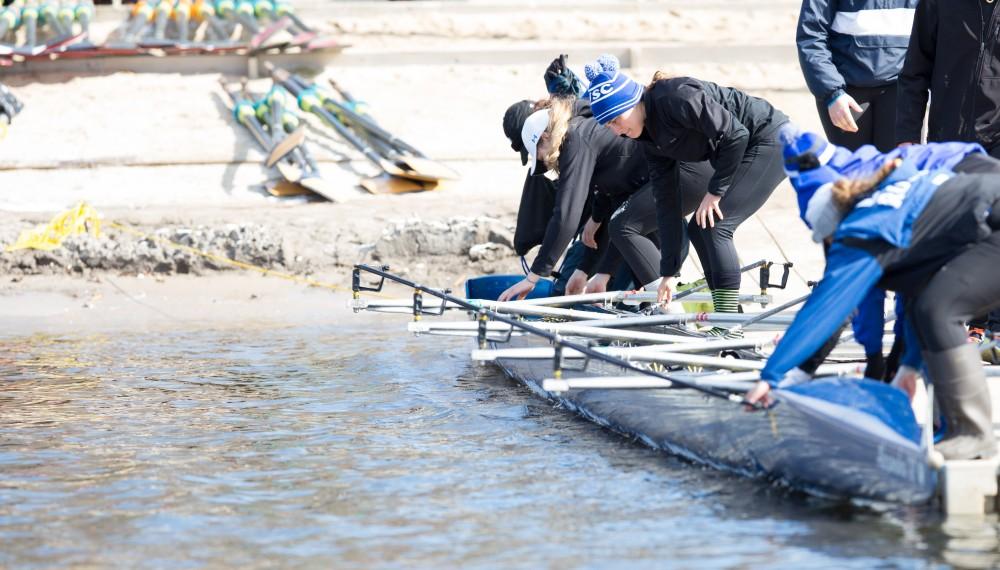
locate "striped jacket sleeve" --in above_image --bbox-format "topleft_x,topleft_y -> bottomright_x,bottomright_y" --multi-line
797,0 -> 847,104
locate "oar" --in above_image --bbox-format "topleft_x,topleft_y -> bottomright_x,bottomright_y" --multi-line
541,362 -> 865,393
271,0 -> 317,46
407,320 -> 702,344
256,84 -> 345,202
726,292 -> 810,336
173,0 -> 192,43
219,79 -> 301,183
191,0 -> 228,41
500,290 -> 772,308
268,63 -> 458,184
353,264 -> 771,409
569,312 -> 797,330
321,78 -> 426,158
0,4 -> 20,42
471,336 -> 773,361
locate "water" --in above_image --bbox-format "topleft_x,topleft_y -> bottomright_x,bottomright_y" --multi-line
2,319 -> 999,569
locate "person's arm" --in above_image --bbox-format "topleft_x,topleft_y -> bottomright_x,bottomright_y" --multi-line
796,0 -> 847,104
762,244 -> 884,383
853,287 -> 888,377
646,152 -> 687,278
529,136 -> 597,277
895,0 -> 937,145
513,173 -> 556,256
590,191 -> 614,225
676,87 -> 750,198
899,311 -> 924,370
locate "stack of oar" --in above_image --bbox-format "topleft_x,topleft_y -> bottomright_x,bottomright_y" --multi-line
219,77 -> 346,201
222,66 -> 459,199
0,0 -> 93,57
266,63 -> 460,194
106,0 -> 335,53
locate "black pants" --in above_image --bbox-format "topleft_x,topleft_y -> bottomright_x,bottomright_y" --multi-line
690,126 -> 787,290
909,230 -> 1000,351
956,148 -> 1000,332
609,179 -> 703,285
815,83 -> 897,152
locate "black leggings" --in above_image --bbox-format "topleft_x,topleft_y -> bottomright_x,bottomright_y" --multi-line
909,229 -> 1000,351
609,178 -> 703,285
955,150 -> 1000,331
690,128 -> 787,290
816,83 -> 897,152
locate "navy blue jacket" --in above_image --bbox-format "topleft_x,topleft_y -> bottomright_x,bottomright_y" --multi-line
797,0 -> 919,104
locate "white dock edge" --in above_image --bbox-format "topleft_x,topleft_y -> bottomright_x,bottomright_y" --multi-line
938,375 -> 1000,516
941,458 -> 999,516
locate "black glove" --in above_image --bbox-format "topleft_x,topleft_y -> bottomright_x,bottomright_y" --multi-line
544,54 -> 585,98
864,351 -> 886,381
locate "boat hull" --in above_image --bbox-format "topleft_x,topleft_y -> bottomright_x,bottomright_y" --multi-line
493,335 -> 937,505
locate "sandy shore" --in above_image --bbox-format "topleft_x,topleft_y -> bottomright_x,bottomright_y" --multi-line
0,0 -> 827,309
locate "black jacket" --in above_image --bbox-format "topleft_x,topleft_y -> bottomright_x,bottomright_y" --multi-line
896,0 -> 1000,148
640,77 -> 788,198
526,116 -> 650,277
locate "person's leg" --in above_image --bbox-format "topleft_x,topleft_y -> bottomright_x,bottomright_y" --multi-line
608,184 -> 665,287
909,231 -> 1000,459
955,148 -> 1000,338
870,83 -> 898,152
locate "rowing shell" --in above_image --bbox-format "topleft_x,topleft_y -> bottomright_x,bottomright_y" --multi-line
490,333 -> 936,505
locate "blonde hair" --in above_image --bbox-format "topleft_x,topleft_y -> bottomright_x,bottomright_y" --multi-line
831,158 -> 902,210
648,70 -> 673,88
532,96 -> 575,174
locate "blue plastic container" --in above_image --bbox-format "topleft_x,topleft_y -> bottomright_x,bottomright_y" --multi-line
465,274 -> 554,301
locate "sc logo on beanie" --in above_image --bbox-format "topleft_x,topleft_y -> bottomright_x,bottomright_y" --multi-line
590,83 -> 615,102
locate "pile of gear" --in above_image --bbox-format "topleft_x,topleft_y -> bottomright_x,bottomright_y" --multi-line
220,64 -> 459,202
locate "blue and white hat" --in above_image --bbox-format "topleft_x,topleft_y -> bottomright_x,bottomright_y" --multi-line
780,124 -> 838,178
779,125 -> 843,242
583,54 -> 643,125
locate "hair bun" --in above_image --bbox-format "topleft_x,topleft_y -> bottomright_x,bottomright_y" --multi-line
584,54 -> 620,81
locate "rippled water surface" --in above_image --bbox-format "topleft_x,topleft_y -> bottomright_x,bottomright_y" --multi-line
2,319 -> 999,569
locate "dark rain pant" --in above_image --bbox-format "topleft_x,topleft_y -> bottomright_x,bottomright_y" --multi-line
816,83 -> 898,152
608,179 -> 702,286
956,149 -> 1000,332
909,229 -> 1000,351
690,127 -> 787,290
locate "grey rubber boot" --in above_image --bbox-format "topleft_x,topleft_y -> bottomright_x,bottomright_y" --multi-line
924,343 -> 998,461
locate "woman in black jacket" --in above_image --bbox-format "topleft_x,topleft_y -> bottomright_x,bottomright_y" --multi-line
583,55 -> 789,332
497,96 -> 656,301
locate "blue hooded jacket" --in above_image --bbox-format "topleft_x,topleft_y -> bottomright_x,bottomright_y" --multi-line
797,0 -> 919,104
766,129 -> 986,384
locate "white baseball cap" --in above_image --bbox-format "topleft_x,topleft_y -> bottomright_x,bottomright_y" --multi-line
521,109 -> 550,175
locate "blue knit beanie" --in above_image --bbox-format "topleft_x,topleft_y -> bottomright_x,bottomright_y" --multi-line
584,55 -> 643,125
778,125 -> 844,241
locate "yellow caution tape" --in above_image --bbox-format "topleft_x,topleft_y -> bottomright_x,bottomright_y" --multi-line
5,202 -> 102,252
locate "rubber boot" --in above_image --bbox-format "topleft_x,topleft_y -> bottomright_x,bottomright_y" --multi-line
925,343 -> 998,460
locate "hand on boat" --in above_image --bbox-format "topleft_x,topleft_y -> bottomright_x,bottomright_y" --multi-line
582,218 -> 601,249
695,193 -> 724,229
585,273 -> 610,293
498,276 -> 537,302
743,380 -> 772,411
656,276 -> 677,306
565,270 -> 588,295
890,365 -> 919,401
